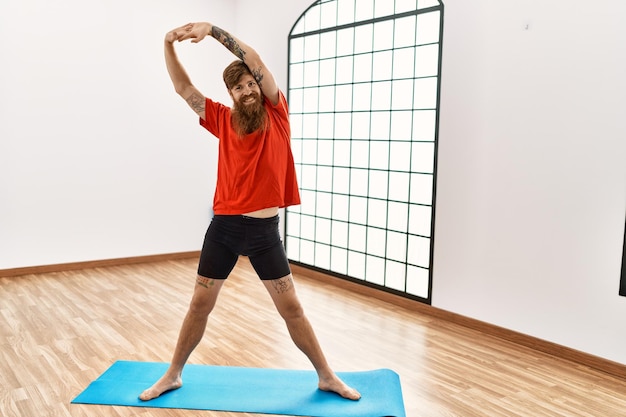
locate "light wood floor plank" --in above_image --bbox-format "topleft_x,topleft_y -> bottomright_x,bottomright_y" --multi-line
1,257 -> 625,416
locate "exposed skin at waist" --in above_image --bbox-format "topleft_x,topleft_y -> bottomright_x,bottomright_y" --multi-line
243,206 -> 279,218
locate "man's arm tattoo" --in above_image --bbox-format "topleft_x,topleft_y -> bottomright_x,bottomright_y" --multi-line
186,93 -> 205,115
271,277 -> 293,294
212,26 -> 246,60
251,66 -> 264,88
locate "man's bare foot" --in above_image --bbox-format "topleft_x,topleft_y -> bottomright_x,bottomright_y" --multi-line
138,374 -> 183,401
319,375 -> 361,400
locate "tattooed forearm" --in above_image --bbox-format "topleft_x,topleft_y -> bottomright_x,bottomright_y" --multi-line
212,26 -> 246,60
251,66 -> 264,88
186,93 -> 205,115
271,277 -> 293,294
196,276 -> 215,288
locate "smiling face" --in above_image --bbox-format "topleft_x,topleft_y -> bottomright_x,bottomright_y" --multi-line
229,74 -> 262,107
228,73 -> 267,137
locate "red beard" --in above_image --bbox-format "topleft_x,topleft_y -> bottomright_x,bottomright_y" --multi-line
232,92 -> 267,137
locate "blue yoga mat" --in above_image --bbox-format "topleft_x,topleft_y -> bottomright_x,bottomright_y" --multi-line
71,361 -> 405,417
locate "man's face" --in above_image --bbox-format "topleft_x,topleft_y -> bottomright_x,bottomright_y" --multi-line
229,74 -> 262,108
229,74 -> 267,136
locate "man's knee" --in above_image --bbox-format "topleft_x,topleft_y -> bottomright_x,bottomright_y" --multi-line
189,277 -> 222,315
277,298 -> 305,321
189,297 -> 214,316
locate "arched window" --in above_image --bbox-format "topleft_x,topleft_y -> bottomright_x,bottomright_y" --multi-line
285,0 -> 444,303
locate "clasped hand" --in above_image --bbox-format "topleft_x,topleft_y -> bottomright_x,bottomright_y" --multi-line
165,22 -> 210,43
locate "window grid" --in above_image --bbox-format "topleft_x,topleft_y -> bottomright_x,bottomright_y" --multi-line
287,0 -> 442,303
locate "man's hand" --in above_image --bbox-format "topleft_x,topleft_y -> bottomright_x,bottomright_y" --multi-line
165,22 -> 211,44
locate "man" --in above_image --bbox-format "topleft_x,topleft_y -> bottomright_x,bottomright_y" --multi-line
139,21 -> 361,402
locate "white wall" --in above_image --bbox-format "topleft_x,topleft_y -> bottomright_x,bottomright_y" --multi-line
433,0 -> 626,364
0,0 -> 237,268
3,0 -> 626,365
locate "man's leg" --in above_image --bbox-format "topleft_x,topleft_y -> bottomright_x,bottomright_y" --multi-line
139,276 -> 225,401
262,274 -> 361,400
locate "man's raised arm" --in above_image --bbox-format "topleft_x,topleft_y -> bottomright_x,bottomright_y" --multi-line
178,22 -> 280,105
164,24 -> 206,119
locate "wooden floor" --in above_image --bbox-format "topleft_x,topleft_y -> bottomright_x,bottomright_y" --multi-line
2,257 -> 626,417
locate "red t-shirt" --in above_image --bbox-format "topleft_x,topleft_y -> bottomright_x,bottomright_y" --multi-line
199,91 -> 301,214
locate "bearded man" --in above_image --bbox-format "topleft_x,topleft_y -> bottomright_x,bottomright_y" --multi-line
138,21 -> 361,402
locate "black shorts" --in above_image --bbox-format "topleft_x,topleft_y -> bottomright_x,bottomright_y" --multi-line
197,214 -> 291,280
